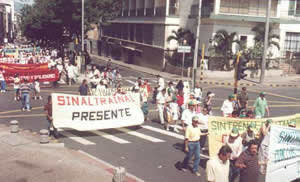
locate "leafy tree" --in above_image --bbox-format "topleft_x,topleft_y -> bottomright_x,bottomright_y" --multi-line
20,0 -> 121,49
166,28 -> 196,69
211,29 -> 240,70
251,23 -> 280,51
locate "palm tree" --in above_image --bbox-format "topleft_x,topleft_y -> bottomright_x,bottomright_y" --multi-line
251,23 -> 280,51
166,28 -> 195,70
212,29 -> 240,70
167,28 -> 195,48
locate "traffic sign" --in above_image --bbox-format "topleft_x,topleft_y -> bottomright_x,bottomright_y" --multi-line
177,46 -> 191,53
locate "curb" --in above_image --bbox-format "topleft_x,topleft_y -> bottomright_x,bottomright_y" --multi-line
199,81 -> 300,88
77,150 -> 145,182
90,54 -> 300,88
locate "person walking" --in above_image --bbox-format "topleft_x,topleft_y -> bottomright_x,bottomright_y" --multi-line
241,123 -> 256,149
19,79 -> 32,111
237,87 -> 249,112
204,91 -> 214,115
198,107 -> 209,150
206,145 -> 232,182
223,127 -> 243,182
0,68 -> 6,93
235,140 -> 261,182
44,95 -> 58,139
156,88 -> 168,125
221,95 -> 235,117
181,101 -> 197,130
78,79 -> 89,96
181,116 -> 208,176
253,92 -> 269,119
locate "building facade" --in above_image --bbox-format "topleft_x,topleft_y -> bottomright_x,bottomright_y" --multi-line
93,0 -> 300,71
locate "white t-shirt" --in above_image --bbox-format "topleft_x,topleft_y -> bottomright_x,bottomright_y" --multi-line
0,72 -> 5,81
194,87 -> 202,99
181,109 -> 196,126
206,156 -> 230,182
156,92 -> 168,104
224,136 -> 243,160
169,102 -> 179,120
158,77 -> 165,88
221,99 -> 234,116
197,113 -> 209,130
13,77 -> 20,89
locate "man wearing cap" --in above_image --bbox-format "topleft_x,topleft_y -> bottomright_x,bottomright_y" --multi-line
156,88 -> 168,125
241,123 -> 256,148
221,95 -> 235,117
223,127 -> 243,182
237,87 -> 249,112
181,100 -> 197,130
253,92 -> 269,119
197,107 -> 209,150
181,116 -> 208,176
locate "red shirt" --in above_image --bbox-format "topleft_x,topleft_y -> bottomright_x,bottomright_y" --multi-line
176,95 -> 184,106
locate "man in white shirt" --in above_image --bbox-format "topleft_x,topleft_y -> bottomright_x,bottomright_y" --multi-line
181,101 -> 197,130
156,88 -> 168,125
157,75 -> 165,90
206,145 -> 232,182
223,127 -> 243,182
197,107 -> 209,150
221,94 -> 235,117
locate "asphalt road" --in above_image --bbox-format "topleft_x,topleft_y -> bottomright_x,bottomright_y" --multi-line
0,59 -> 299,182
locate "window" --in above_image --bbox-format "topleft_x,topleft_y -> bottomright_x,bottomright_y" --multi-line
285,32 -> 300,53
240,35 -> 247,49
288,0 -> 300,16
129,24 -> 135,41
136,24 -> 143,43
143,24 -> 153,45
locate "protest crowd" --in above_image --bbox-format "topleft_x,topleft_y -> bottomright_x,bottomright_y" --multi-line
1,44 -> 298,182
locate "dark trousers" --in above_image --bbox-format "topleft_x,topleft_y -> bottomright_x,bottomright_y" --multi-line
229,160 -> 240,182
200,129 -> 208,148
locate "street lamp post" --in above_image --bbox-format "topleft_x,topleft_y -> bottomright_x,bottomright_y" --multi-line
81,0 -> 85,73
192,0 -> 202,89
82,0 -> 84,53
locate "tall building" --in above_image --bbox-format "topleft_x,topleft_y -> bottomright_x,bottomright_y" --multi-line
94,0 -> 300,71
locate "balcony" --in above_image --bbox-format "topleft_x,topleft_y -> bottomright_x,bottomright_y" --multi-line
155,6 -> 166,17
137,8 -> 145,16
123,10 -> 129,16
190,4 -> 213,18
146,7 -> 154,16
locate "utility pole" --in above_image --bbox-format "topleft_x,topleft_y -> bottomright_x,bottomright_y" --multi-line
260,0 -> 271,83
82,0 -> 85,53
192,0 -> 202,89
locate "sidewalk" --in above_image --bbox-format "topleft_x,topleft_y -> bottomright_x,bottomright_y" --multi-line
90,54 -> 300,87
0,124 -> 112,182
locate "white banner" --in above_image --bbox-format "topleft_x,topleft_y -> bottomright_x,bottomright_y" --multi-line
52,93 -> 144,131
94,87 -> 132,96
266,125 -> 300,182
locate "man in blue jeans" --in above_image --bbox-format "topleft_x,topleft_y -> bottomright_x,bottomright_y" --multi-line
181,116 -> 209,176
0,68 -> 6,93
19,79 -> 32,111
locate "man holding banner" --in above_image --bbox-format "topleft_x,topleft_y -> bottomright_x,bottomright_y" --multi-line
235,139 -> 260,182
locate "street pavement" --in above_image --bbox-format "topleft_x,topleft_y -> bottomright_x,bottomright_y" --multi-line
0,57 -> 299,182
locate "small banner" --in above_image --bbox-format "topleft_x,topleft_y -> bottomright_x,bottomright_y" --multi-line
0,63 -> 59,83
207,114 -> 300,157
51,93 -> 144,131
94,87 -> 133,96
266,125 -> 300,182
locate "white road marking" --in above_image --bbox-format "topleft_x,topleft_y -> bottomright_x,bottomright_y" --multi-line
141,125 -> 184,140
90,130 -> 131,144
116,128 -> 165,143
60,131 -> 96,145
